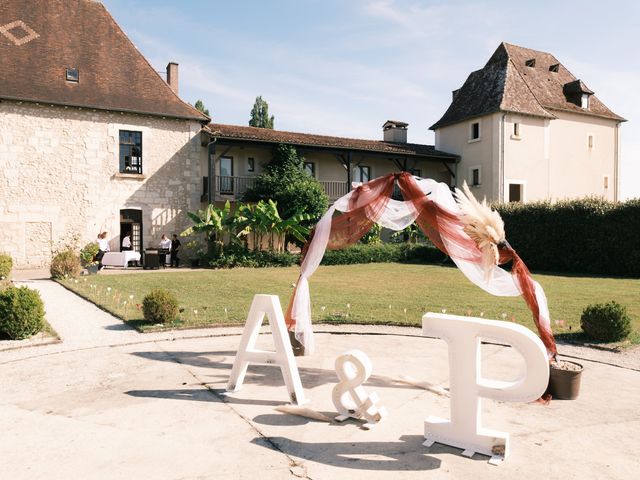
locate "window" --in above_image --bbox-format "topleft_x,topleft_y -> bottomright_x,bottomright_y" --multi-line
471,167 -> 481,186
65,67 -> 79,82
508,183 -> 523,202
588,135 -> 594,149
549,63 -> 559,73
513,122 -> 520,137
525,59 -> 536,68
354,165 -> 371,183
469,121 -> 480,141
603,176 -> 609,189
219,156 -> 234,194
119,130 -> 142,174
247,157 -> 255,172
303,162 -> 315,177
581,93 -> 590,109
410,168 -> 422,178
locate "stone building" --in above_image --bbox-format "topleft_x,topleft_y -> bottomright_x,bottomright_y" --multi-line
0,0 -> 208,268
431,42 -> 625,203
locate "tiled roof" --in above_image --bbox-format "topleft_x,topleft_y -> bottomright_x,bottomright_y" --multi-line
431,42 -> 624,130
204,123 -> 458,160
0,0 -> 208,122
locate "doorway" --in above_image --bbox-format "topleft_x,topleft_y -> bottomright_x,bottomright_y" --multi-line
120,209 -> 143,252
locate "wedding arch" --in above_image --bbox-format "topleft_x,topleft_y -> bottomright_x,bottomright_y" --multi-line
284,172 -> 556,357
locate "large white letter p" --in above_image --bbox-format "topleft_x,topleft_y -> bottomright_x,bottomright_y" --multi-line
422,312 -> 549,462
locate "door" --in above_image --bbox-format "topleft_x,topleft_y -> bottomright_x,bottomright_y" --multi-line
120,209 -> 143,252
220,156 -> 234,194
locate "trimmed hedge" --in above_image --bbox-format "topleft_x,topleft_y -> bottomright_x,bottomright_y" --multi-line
496,198 -> 640,277
321,243 -> 447,266
0,286 -> 46,340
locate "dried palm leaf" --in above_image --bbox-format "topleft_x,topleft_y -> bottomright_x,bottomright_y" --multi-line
455,182 -> 506,282
275,405 -> 333,422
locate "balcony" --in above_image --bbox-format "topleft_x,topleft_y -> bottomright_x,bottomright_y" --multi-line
206,176 -> 349,202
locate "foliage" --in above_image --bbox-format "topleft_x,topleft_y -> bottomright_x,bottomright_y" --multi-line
181,201 -> 235,243
208,244 -> 299,269
249,95 -> 274,129
580,301 -> 632,342
142,289 -> 179,324
194,99 -> 210,117
50,249 -> 81,279
80,242 -> 100,266
0,286 -> 45,340
185,239 -> 207,259
495,197 -> 640,277
360,224 -> 382,245
235,199 -> 311,252
390,224 -> 426,244
321,243 -> 445,266
0,252 -> 13,279
243,144 -> 328,225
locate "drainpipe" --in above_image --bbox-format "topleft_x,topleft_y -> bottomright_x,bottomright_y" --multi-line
499,113 -> 506,202
346,152 -> 352,188
206,137 -> 217,204
614,122 -> 620,202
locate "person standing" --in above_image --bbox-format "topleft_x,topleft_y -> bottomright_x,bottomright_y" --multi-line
170,234 -> 181,268
96,232 -> 110,269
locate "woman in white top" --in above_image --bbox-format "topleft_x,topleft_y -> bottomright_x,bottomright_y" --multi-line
96,232 -> 110,268
159,234 -> 172,266
159,235 -> 171,250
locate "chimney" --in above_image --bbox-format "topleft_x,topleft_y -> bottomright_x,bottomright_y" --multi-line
166,62 -> 179,94
382,120 -> 408,143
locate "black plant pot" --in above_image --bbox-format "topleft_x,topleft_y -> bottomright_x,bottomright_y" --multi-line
288,330 -> 305,357
549,361 -> 583,400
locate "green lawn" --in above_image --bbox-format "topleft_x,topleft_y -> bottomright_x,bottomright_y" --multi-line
59,264 -> 640,345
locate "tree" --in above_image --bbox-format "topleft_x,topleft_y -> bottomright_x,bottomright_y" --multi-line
194,99 -> 210,117
243,145 -> 328,228
249,96 -> 274,129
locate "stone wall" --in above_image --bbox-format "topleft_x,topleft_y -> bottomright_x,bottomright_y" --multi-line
0,100 -> 203,269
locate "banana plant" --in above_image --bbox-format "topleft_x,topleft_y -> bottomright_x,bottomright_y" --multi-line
181,201 -> 237,251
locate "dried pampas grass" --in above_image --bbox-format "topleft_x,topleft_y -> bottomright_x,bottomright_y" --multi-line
455,182 -> 506,282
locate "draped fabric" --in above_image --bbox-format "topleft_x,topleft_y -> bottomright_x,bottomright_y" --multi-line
285,172 -> 557,358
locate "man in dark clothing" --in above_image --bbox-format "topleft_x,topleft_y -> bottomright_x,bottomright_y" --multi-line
170,234 -> 181,267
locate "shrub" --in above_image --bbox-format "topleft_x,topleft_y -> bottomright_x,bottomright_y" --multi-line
0,286 -> 45,340
80,242 -> 100,266
50,249 -> 81,279
142,289 -> 179,324
0,253 -> 13,280
321,243 -> 446,266
208,245 -> 299,269
580,301 -> 631,342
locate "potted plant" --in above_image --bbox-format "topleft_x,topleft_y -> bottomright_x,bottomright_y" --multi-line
549,359 -> 583,400
185,240 -> 206,268
80,242 -> 100,274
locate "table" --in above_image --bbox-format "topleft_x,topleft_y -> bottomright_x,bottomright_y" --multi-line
101,251 -> 141,268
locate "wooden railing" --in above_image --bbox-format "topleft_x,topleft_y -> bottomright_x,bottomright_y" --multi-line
213,176 -> 349,201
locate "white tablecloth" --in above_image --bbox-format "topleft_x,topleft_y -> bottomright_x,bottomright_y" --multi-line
101,251 -> 141,268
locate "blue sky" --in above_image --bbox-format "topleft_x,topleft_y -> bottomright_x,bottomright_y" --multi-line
102,0 -> 639,199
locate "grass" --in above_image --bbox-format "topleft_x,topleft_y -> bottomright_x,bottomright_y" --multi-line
59,264 -> 640,346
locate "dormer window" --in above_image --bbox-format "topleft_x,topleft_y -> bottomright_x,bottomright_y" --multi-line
549,63 -> 559,73
65,67 -> 79,83
525,59 -> 536,67
581,93 -> 590,109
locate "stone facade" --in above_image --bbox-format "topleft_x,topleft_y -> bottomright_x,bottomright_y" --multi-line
0,100 -> 203,268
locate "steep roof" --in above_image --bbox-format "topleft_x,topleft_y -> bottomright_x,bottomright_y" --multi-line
430,42 -> 624,130
205,123 -> 458,161
0,0 -> 208,122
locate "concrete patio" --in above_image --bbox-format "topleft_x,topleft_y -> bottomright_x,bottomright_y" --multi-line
1,279 -> 639,479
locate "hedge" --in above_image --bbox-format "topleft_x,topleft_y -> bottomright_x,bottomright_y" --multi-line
321,243 -> 447,266
495,197 -> 640,277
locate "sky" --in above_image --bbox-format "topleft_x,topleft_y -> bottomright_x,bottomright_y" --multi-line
102,0 -> 639,199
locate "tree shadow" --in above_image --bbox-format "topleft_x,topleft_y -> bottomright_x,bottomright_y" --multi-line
253,434 -> 450,471
130,349 -> 431,391
125,386 -> 290,407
